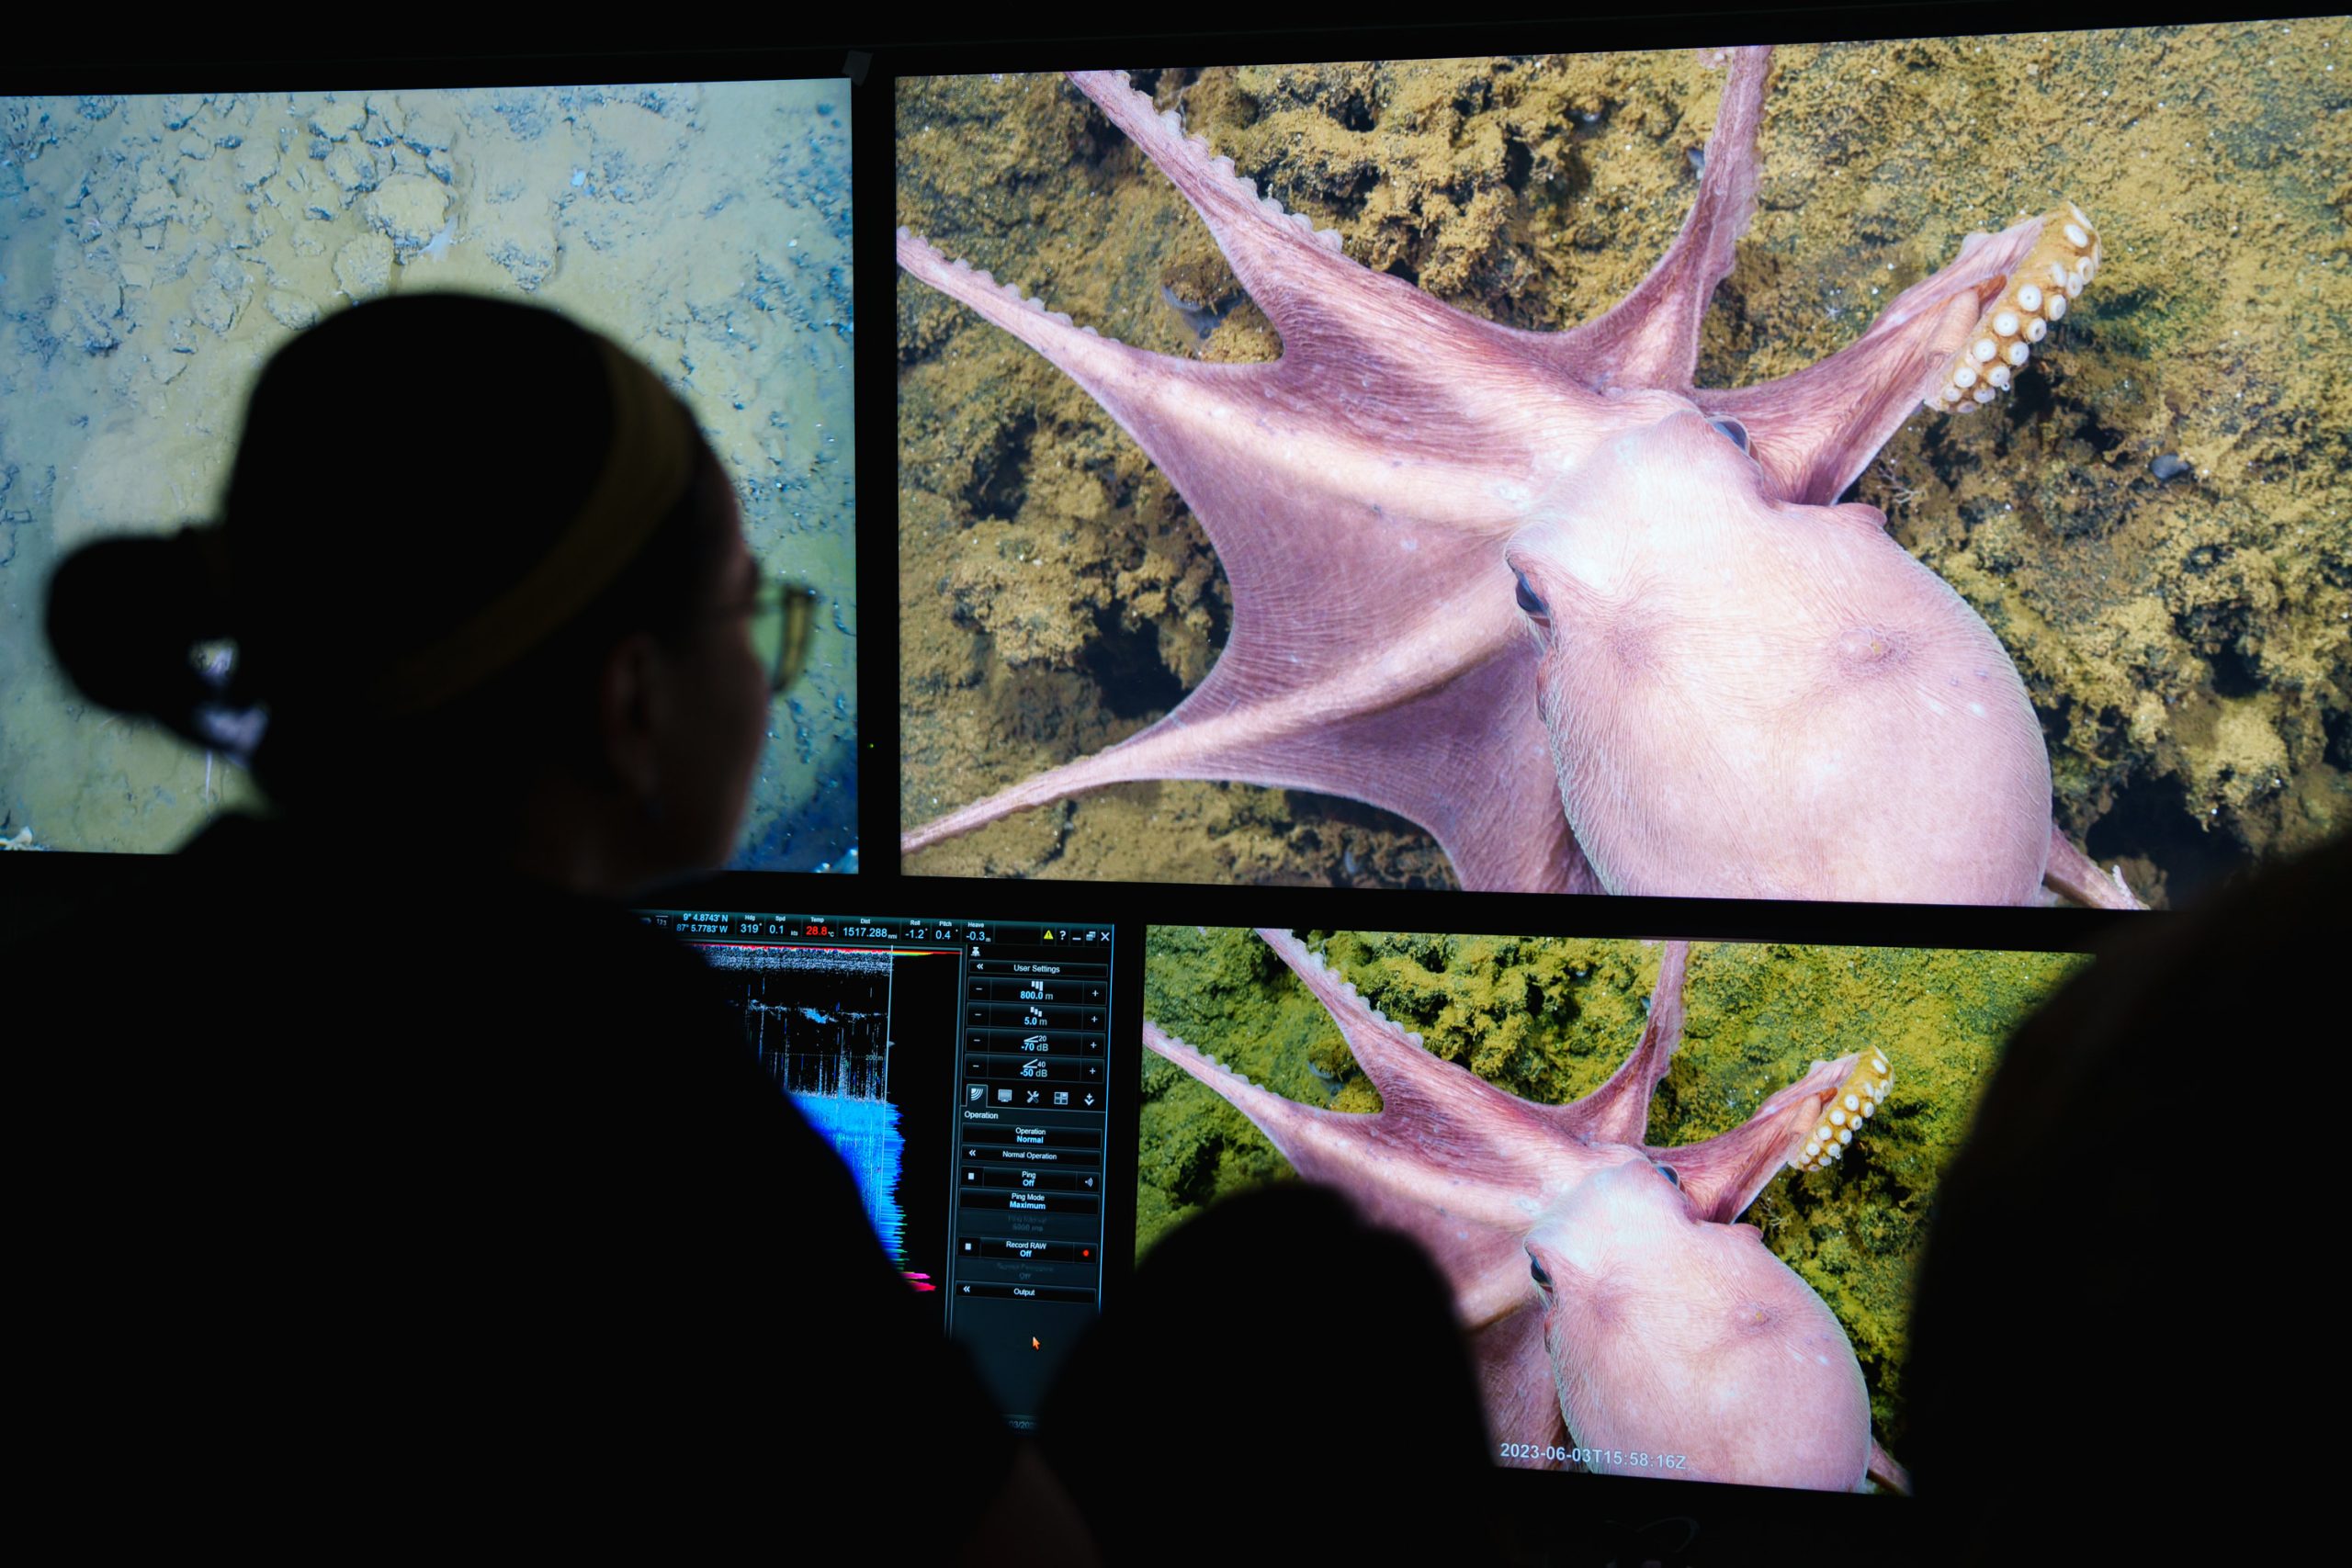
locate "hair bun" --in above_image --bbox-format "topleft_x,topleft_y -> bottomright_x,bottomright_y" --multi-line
47,526 -> 233,745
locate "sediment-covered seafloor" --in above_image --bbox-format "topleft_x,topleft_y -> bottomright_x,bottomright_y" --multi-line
3,79 -> 857,868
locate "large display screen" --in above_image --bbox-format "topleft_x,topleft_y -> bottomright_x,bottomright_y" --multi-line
1140,922 -> 2088,1494
2,70 -> 855,868
897,21 -> 2347,908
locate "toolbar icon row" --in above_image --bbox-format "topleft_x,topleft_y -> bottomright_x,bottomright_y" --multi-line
967,1084 -> 1098,1109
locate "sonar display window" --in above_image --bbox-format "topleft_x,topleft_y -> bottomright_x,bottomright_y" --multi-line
636,906 -> 1114,1426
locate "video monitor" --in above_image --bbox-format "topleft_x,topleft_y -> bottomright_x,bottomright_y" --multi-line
1139,919 -> 2086,1499
1,62 -> 855,869
634,892 -> 1125,1427
895,18 -> 2346,908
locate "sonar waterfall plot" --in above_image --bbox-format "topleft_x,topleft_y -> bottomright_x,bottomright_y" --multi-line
704,943 -> 908,1261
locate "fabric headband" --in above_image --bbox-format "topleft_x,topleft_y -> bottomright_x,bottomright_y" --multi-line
359,335 -> 698,716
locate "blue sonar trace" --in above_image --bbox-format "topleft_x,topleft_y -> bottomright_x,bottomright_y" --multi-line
703,943 -> 907,1262
790,1088 -> 906,1260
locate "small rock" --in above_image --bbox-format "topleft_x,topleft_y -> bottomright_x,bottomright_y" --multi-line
367,94 -> 407,141
322,141 -> 379,195
194,253 -> 257,337
190,279 -> 240,336
310,97 -> 366,140
334,231 -> 394,299
367,172 -> 450,251
401,100 -> 458,153
127,173 -> 180,230
487,230 -> 556,292
234,143 -> 280,190
264,289 -> 318,330
49,260 -> 122,352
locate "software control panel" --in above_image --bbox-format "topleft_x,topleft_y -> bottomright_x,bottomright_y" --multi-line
637,904 -> 1114,1425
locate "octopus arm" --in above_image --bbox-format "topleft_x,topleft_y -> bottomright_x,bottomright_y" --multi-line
1063,68 -> 1606,412
1546,46 -> 1771,393
1255,928 -> 1589,1132
900,609 -> 1590,889
901,197 -> 1599,888
1706,204 -> 2098,507
1143,1019 -> 1545,1320
1666,1055 -> 1860,1224
1518,942 -> 1690,1148
1705,258 -> 2016,507
1061,68 -> 1364,365
2044,824 -> 2146,910
1871,1438 -> 1913,1495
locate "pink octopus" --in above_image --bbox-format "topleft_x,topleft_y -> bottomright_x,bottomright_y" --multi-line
898,51 -> 2141,907
1147,929 -> 1909,1493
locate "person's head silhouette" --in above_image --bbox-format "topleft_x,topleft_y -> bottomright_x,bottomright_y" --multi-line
46,292 -> 809,894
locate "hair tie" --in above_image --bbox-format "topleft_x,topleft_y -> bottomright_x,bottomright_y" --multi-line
368,336 -> 697,716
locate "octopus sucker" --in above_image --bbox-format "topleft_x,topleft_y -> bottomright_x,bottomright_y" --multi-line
1927,208 -> 2100,416
1791,1047 -> 1894,1173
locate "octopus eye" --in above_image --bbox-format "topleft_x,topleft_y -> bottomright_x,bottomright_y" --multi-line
1528,1249 -> 1554,1292
1708,417 -> 1750,453
1654,1161 -> 1681,1189
1513,570 -> 1550,622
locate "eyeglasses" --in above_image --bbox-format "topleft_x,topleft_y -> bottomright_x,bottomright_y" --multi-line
749,580 -> 820,697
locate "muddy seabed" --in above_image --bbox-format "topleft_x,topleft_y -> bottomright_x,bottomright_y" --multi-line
1138,926 -> 2088,1461
3,79 -> 856,869
899,24 -> 2351,905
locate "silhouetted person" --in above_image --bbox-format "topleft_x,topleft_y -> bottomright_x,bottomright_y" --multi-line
19,294 -> 1087,1559
1039,1183 -> 1507,1566
1906,829 -> 2346,1562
